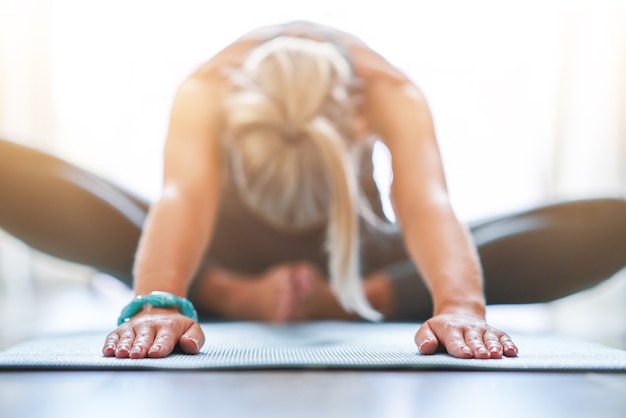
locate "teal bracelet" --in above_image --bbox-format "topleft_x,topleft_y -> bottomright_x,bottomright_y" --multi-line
117,291 -> 199,326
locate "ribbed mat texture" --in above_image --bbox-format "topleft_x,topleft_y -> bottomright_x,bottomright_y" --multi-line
1,322 -> 625,371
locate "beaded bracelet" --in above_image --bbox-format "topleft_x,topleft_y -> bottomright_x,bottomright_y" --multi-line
117,291 -> 199,326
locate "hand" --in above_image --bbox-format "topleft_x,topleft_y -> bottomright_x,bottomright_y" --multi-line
196,263 -> 308,323
193,262 -> 341,323
291,262 -> 355,321
102,308 -> 205,359
415,313 -> 518,359
250,261 -> 384,322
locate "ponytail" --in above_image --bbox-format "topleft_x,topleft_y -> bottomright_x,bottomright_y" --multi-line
225,35 -> 382,321
306,117 -> 382,321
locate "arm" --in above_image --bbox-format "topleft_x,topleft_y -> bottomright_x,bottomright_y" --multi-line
102,76 -> 224,358
134,78 -> 223,297
366,79 -> 517,358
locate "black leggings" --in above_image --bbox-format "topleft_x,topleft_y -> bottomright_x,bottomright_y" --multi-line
2,138 -> 626,320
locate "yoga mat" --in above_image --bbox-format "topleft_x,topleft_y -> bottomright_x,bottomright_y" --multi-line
1,322 -> 625,371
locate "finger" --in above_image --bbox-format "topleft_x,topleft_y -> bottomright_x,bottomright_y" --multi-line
464,329 -> 489,359
415,322 -> 439,355
179,322 -> 205,354
483,332 -> 503,359
293,263 -> 313,299
274,268 -> 295,323
114,328 -> 135,358
129,326 -> 156,359
291,264 -> 313,321
500,334 -> 519,357
102,332 -> 120,357
148,326 -> 179,358
441,328 -> 473,359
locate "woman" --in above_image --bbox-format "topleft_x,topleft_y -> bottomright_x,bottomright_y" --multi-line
1,21 -> 625,360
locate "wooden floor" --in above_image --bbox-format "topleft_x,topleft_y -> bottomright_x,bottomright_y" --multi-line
1,370 -> 625,418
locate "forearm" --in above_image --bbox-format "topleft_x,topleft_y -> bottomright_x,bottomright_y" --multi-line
397,199 -> 486,318
133,194 -> 215,297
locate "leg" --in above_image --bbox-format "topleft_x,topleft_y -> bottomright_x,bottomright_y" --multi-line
472,198 -> 626,304
361,198 -> 626,321
0,139 -> 148,286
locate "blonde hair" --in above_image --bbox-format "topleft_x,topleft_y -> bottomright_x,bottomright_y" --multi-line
224,36 -> 382,321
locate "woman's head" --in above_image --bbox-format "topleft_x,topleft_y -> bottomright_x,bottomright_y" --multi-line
224,36 -> 381,321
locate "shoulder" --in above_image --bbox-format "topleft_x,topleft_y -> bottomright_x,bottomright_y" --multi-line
173,75 -> 223,113
191,40 -> 258,82
351,44 -> 409,85
166,74 -> 227,146
362,78 -> 432,139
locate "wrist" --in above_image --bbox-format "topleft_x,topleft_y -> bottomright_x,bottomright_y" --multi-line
117,291 -> 199,325
433,298 -> 486,318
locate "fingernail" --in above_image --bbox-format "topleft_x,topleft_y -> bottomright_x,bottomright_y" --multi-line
104,344 -> 115,352
461,346 -> 472,355
149,345 -> 161,354
130,346 -> 142,355
189,337 -> 200,350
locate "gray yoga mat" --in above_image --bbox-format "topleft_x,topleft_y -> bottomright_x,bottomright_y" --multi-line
1,322 -> 625,371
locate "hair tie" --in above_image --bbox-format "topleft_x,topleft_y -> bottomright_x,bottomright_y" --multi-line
282,122 -> 305,144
